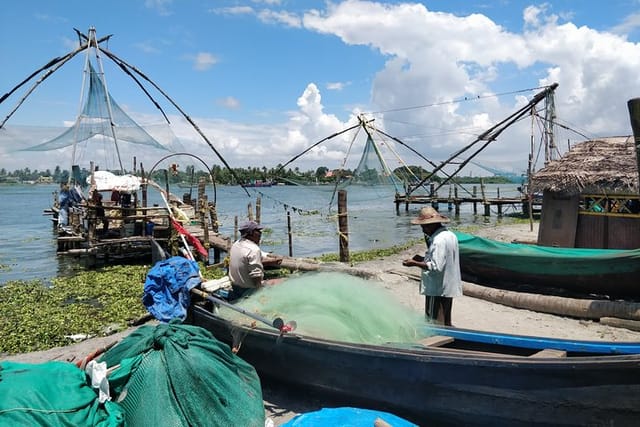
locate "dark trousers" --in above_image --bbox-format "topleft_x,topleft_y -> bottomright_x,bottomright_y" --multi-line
425,296 -> 453,326
227,285 -> 253,302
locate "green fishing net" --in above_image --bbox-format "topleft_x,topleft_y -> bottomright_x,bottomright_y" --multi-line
0,360 -> 124,427
98,322 -> 265,427
226,271 -> 429,344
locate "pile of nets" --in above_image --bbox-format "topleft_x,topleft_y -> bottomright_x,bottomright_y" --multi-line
98,322 -> 265,427
0,360 -> 124,426
225,271 -> 429,344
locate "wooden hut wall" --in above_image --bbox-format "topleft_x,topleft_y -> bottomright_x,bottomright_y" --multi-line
537,191 -> 579,247
575,214 -> 640,249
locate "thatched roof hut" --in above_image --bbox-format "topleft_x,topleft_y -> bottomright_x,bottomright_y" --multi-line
530,136 -> 639,196
530,136 -> 640,249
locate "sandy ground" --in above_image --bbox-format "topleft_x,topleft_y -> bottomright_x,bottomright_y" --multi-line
4,222 -> 640,425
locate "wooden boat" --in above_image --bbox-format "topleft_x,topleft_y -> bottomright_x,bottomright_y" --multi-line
242,180 -> 273,188
454,231 -> 640,298
189,303 -> 640,426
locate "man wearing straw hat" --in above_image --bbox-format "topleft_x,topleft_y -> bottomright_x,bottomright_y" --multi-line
403,207 -> 462,326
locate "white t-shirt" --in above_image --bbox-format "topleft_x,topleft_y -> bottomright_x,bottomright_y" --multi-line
228,238 -> 264,289
420,227 -> 463,297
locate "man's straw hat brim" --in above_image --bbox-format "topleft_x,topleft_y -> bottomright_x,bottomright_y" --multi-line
411,207 -> 450,225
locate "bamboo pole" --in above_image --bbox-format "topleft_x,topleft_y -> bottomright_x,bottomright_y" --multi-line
394,270 -> 640,321
287,210 -> 293,257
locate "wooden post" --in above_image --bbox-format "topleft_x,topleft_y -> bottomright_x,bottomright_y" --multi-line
247,203 -> 253,221
209,203 -> 219,233
140,163 -> 147,208
234,216 -> 238,241
338,190 -> 349,263
209,202 -> 220,263
256,196 -> 262,224
200,194 -> 210,258
287,210 -> 293,257
472,185 -> 477,214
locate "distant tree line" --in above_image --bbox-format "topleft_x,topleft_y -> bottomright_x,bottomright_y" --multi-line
0,164 -> 513,185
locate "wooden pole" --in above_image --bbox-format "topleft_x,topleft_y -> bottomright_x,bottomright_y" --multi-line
140,163 -> 147,208
247,203 -> 253,221
338,190 -> 349,263
256,196 -> 262,224
209,202 -> 220,263
287,210 -> 293,257
472,185 -> 477,214
234,216 -> 238,241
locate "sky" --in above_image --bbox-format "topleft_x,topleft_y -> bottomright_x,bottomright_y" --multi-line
2,0 -> 640,178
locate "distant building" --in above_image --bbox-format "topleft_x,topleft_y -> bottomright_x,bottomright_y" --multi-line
36,176 -> 54,184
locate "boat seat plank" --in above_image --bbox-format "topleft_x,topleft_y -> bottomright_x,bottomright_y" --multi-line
419,335 -> 454,347
530,348 -> 567,358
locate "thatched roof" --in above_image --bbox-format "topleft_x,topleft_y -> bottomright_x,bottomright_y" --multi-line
530,136 -> 639,195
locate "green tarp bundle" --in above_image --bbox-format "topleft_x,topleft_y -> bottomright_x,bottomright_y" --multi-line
0,360 -> 124,427
99,322 -> 265,427
454,231 -> 640,276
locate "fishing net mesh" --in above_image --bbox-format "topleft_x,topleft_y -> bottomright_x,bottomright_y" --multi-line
99,322 -> 265,427
225,271 -> 430,344
345,136 -> 404,191
15,61 -> 180,171
0,360 -> 124,427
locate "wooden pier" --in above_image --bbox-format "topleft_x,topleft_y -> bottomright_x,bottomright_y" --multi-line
394,184 -> 541,216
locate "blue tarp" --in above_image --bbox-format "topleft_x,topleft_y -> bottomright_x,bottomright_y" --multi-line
142,256 -> 201,322
282,407 -> 417,426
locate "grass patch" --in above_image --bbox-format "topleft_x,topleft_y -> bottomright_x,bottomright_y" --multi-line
316,238 -> 422,263
0,262 -> 225,355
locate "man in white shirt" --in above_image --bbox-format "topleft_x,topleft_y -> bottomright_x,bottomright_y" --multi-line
403,207 -> 462,326
228,220 -> 282,301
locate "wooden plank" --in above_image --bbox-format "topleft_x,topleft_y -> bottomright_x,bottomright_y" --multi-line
419,335 -> 454,347
530,348 -> 567,358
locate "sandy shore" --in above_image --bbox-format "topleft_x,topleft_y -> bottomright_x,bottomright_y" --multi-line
4,222 -> 640,425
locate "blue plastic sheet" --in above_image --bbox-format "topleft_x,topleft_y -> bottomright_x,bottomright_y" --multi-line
282,407 -> 418,427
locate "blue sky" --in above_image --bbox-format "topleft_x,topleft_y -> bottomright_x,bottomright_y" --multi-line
2,0 -> 640,176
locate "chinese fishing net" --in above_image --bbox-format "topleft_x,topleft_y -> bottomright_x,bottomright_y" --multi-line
333,135 -> 402,191
13,61 -> 180,172
225,271 -> 430,344
0,360 -> 124,426
98,322 -> 265,427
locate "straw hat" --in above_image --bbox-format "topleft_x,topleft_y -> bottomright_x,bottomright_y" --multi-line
411,206 -> 450,225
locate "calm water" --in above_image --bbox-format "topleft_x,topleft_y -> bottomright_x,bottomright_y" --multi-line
0,182 -> 523,285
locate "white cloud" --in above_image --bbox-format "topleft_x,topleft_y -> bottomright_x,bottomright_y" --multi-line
5,1 -> 640,178
145,0 -> 173,16
610,12 -> 640,37
212,6 -> 255,16
292,0 -> 640,172
256,9 -> 302,28
326,81 -> 350,91
192,52 -> 218,71
217,96 -> 241,110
